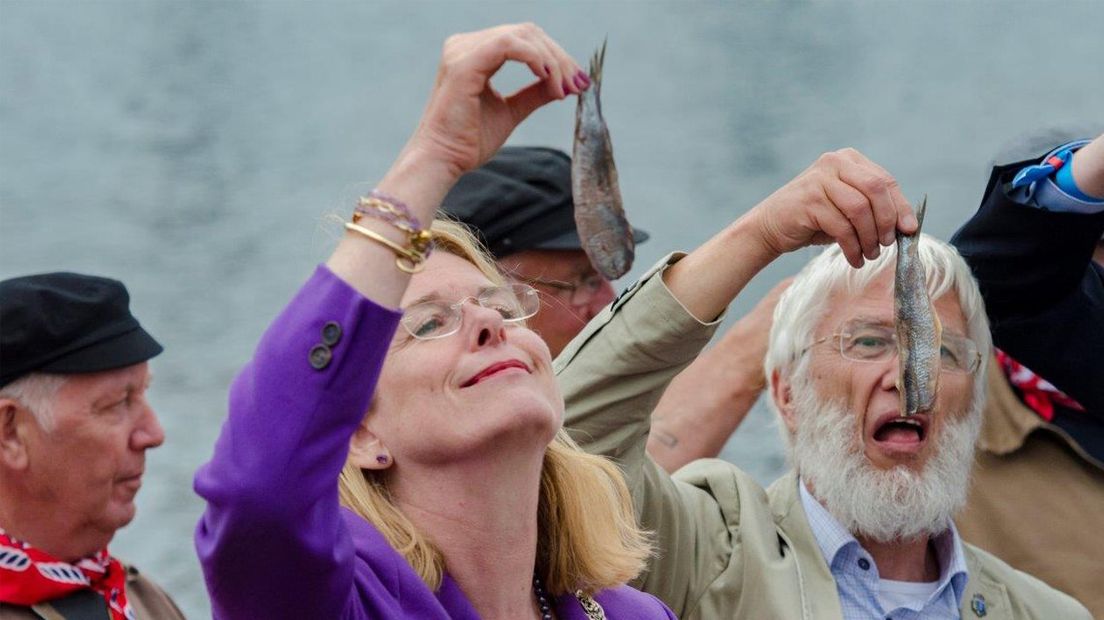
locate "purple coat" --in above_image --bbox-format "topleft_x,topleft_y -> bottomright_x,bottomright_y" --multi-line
194,266 -> 675,619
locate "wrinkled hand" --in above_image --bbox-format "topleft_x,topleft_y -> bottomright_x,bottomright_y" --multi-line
748,148 -> 918,268
407,23 -> 585,181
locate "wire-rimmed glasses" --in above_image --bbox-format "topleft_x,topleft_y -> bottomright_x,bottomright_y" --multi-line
523,272 -> 606,306
399,283 -> 540,340
803,319 -> 982,374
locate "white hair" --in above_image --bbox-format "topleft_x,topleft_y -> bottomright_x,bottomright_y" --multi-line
0,373 -> 67,431
765,233 -> 992,436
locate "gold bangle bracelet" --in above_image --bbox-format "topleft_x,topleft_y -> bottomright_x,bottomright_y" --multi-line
344,222 -> 426,274
350,210 -> 434,256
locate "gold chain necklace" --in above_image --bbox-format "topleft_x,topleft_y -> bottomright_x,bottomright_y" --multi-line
574,591 -> 608,620
532,576 -> 607,620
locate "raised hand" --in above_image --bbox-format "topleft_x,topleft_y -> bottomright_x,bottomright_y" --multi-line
332,24 -> 583,307
662,148 -> 916,326
747,148 -> 917,268
406,23 -> 585,182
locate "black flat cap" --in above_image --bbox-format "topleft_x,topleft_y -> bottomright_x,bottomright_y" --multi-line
0,272 -> 163,388
441,146 -> 648,258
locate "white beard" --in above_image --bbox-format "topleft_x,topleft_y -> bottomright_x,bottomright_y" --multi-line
789,376 -> 982,543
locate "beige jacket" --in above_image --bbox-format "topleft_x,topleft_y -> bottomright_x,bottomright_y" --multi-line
956,362 -> 1104,618
0,563 -> 185,620
555,256 -> 1090,620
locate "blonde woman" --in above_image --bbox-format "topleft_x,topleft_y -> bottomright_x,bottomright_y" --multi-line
193,24 -> 672,620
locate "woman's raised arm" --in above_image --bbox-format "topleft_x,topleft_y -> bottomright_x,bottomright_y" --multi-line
195,24 -> 585,619
327,23 -> 586,305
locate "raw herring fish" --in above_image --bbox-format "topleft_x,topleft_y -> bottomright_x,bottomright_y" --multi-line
895,195 -> 942,416
572,41 -> 634,280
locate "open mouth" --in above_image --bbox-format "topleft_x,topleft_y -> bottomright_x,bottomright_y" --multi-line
871,413 -> 928,448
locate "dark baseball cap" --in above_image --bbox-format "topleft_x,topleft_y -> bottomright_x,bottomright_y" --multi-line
0,272 -> 163,388
441,146 -> 648,258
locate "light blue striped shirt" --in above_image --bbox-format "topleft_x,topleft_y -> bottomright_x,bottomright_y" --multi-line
799,480 -> 969,620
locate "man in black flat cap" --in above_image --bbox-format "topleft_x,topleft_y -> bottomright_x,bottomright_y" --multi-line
0,273 -> 184,619
442,146 -> 787,473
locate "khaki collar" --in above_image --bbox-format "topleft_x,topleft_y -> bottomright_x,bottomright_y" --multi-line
978,360 -> 1044,455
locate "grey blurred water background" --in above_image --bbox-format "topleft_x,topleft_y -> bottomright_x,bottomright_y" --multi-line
1,1 -> 1101,617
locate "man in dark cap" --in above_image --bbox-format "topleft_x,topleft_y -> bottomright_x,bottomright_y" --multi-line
0,273 -> 184,619
443,146 -> 785,473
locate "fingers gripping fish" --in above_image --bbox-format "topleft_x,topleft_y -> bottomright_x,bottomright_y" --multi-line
572,40 -> 635,280
895,196 -> 942,416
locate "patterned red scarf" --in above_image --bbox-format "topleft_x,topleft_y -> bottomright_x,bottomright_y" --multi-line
995,348 -> 1085,421
0,530 -> 132,620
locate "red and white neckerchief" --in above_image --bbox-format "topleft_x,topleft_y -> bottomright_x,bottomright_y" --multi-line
0,529 -> 133,620
995,348 -> 1085,421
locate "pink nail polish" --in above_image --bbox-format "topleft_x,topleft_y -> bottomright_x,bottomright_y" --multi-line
543,64 -> 551,77
573,74 -> 586,90
577,70 -> 591,86
562,78 -> 573,94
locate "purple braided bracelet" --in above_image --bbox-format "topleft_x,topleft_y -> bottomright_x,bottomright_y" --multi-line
353,189 -> 422,232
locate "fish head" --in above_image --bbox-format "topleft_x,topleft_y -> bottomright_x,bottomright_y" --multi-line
501,249 -> 617,357
587,244 -> 633,281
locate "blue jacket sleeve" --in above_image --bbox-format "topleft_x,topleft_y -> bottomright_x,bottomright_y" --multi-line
950,156 -> 1104,415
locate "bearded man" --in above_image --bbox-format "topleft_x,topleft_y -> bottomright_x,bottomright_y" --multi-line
556,148 -> 1090,619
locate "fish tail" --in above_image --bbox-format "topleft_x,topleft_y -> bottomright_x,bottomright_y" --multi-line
589,37 -> 606,93
914,194 -> 927,232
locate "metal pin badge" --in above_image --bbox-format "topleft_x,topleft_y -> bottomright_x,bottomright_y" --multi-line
971,593 -> 987,617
